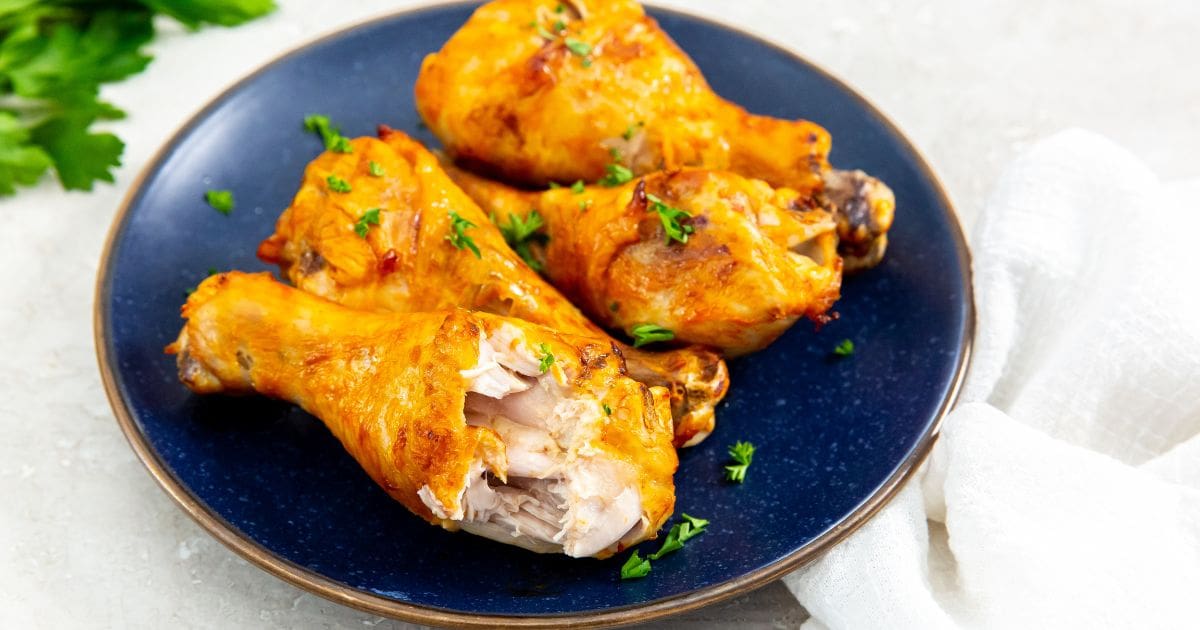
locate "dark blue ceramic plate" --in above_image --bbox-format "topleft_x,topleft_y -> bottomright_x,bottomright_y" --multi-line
96,3 -> 971,627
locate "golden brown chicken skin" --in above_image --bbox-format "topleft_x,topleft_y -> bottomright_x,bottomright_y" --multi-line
257,129 -> 728,447
414,0 -> 895,269
448,165 -> 842,356
167,272 -> 676,558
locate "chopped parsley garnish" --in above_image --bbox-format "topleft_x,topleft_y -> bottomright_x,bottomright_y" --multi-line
354,208 -> 381,238
679,514 -> 709,541
537,343 -> 555,373
570,179 -> 586,194
368,161 -> 384,177
647,524 -> 684,560
535,24 -> 557,40
553,19 -> 566,32
205,189 -> 234,215
833,339 -> 855,357
548,181 -> 562,189
303,114 -> 352,153
496,210 -> 546,270
564,38 -> 592,57
581,57 -> 593,68
608,146 -> 622,161
326,175 -> 351,193
445,211 -> 481,258
598,163 -> 633,187
620,550 -> 651,580
602,403 -> 612,416
578,200 -> 591,213
724,441 -> 756,483
622,121 -> 645,140
631,323 -> 674,348
645,193 -> 694,245
555,3 -> 566,12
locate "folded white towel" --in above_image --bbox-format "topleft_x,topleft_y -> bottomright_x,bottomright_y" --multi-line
784,130 -> 1200,629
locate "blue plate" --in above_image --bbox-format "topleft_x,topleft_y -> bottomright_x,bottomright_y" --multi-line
96,3 -> 971,627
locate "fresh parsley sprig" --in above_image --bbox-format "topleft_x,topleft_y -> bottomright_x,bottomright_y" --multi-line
205,189 -> 233,215
598,163 -> 633,187
446,211 -> 481,258
645,193 -> 694,245
724,441 -> 756,483
537,343 -> 555,374
832,339 -> 855,357
619,513 -> 709,580
496,210 -> 546,270
303,114 -> 352,153
630,323 -> 674,348
354,208 -> 381,238
0,1 -> 276,197
326,175 -> 351,193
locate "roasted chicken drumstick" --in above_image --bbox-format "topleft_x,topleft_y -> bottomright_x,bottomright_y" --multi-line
257,129 -> 729,447
414,0 -> 895,269
448,165 -> 842,356
168,272 -> 677,558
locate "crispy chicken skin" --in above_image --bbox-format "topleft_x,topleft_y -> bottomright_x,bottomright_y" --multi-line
257,130 -> 728,447
414,0 -> 894,269
448,165 -> 842,356
167,272 -> 677,558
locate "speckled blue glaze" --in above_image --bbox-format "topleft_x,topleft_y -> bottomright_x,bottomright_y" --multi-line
98,3 -> 970,620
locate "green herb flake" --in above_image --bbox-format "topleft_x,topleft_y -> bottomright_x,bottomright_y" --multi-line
581,57 -> 593,68
597,163 -> 633,187
645,193 -> 695,245
631,323 -> 674,348
579,200 -> 591,213
205,189 -> 234,215
833,339 -> 855,357
497,210 -> 546,270
620,550 -> 651,580
446,211 -> 482,258
537,343 -> 555,374
368,161 -> 384,177
647,524 -> 684,560
553,19 -> 566,32
326,175 -> 352,193
536,24 -> 557,40
354,208 -> 381,238
570,179 -> 586,194
564,38 -> 592,57
724,441 -> 756,483
622,121 -> 644,140
555,3 -> 566,12
303,114 -> 352,153
602,403 -> 612,416
548,181 -> 562,189
679,514 -> 709,541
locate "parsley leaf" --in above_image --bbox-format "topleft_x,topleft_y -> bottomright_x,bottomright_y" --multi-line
833,338 -> 855,357
0,3 -> 274,198
496,210 -> 545,271
622,121 -> 644,140
578,200 -> 591,213
205,189 -> 234,214
602,403 -> 612,416
536,343 -> 555,373
645,193 -> 694,245
597,163 -> 633,187
304,114 -> 352,153
680,513 -> 709,539
647,524 -> 684,560
446,210 -> 481,258
569,179 -> 585,194
724,441 -> 756,483
368,161 -> 384,177
631,323 -> 674,348
0,112 -> 52,195
620,550 -> 651,580
564,37 -> 591,57
326,174 -> 351,193
354,207 -> 381,238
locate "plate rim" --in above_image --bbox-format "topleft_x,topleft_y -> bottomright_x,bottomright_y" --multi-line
93,2 -> 975,627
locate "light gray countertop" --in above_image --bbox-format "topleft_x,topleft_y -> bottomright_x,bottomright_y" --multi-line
1,1 -> 1196,627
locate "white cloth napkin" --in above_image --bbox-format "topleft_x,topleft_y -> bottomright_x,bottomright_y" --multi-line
784,129 -> 1200,629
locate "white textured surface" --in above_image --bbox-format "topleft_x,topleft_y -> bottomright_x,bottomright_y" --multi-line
0,1 -> 1196,627
786,131 -> 1200,629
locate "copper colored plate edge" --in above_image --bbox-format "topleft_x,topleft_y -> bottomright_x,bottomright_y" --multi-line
92,2 -> 975,628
